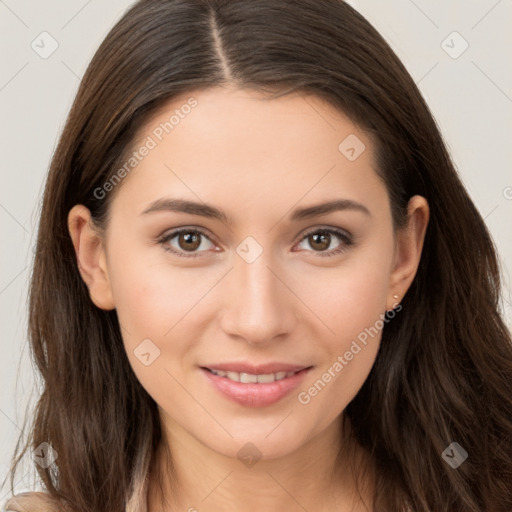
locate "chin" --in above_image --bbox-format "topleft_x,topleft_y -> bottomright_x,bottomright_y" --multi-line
197,418 -> 314,462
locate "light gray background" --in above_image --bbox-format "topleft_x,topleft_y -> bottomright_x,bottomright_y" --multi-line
1,0 -> 511,500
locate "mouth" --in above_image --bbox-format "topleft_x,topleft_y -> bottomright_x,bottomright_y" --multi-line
202,367 -> 308,383
200,364 -> 313,407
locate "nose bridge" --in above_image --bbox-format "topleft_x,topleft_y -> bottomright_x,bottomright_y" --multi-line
221,240 -> 293,343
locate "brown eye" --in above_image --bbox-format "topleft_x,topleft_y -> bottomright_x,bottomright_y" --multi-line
308,231 -> 331,251
177,231 -> 202,251
295,228 -> 353,257
159,228 -> 216,258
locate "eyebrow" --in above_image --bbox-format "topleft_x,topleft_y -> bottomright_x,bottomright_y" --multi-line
140,198 -> 371,223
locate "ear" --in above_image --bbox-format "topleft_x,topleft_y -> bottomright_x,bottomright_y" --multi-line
387,195 -> 429,309
67,205 -> 115,310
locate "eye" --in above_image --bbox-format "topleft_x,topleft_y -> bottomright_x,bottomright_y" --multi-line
294,227 -> 353,257
157,226 -> 354,259
158,228 -> 217,258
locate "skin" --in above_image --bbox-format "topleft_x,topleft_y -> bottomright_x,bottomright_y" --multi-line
68,85 -> 429,511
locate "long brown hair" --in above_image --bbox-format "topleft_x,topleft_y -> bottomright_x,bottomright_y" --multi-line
4,1 -> 512,511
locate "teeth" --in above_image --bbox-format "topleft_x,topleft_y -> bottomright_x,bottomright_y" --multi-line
225,371 -> 239,381
240,372 -> 258,383
257,373 -> 276,383
209,369 -> 299,383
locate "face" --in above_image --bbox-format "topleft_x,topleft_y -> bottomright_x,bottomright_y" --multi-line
71,85 -> 426,462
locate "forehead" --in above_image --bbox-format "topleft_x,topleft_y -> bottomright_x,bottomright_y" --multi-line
108,85 -> 387,224
130,84 -> 374,166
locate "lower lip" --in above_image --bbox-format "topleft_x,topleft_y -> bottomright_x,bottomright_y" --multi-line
201,367 -> 312,407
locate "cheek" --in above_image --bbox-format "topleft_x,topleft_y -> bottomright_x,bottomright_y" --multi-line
301,244 -> 393,342
106,237 -> 210,340
105,243 -> 208,402
294,242 -> 393,413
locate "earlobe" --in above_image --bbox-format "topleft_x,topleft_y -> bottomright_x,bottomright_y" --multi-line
387,195 -> 429,308
67,205 -> 115,310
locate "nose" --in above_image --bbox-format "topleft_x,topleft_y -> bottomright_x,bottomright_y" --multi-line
219,250 -> 296,346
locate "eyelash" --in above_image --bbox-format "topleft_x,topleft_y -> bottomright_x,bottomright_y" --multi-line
157,226 -> 354,259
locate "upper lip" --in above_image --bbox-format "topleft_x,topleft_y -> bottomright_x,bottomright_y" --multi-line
201,362 -> 312,374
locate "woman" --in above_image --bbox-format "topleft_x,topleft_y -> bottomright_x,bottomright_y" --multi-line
4,0 -> 512,511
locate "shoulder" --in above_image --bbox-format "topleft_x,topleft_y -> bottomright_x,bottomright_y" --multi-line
4,492 -> 64,512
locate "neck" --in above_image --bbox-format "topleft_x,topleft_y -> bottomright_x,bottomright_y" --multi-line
147,413 -> 374,512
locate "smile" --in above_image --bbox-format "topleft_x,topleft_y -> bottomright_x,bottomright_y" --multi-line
206,368 -> 301,383
200,366 -> 312,407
